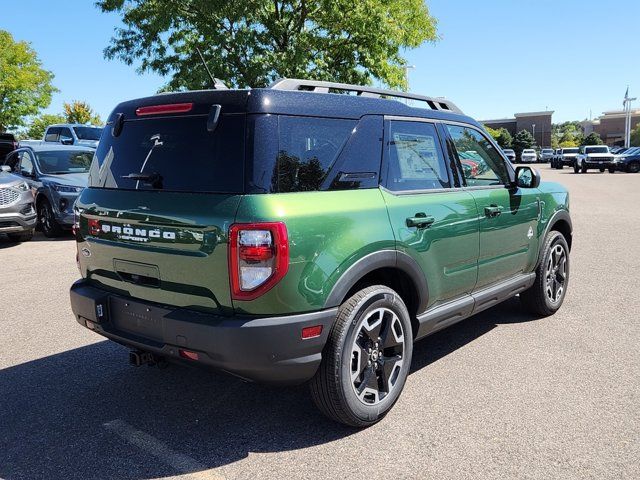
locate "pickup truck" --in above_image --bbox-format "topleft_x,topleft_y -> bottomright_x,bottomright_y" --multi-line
574,145 -> 616,173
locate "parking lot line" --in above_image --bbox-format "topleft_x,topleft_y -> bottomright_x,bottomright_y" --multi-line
103,419 -> 226,480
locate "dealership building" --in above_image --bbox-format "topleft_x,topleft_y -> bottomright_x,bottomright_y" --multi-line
481,111 -> 554,148
582,109 -> 640,147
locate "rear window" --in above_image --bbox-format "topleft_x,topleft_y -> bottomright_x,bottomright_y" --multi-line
88,114 -> 245,193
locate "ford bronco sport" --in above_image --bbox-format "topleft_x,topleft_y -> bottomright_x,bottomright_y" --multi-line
70,79 -> 572,427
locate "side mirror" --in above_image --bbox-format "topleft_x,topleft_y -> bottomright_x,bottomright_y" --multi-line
515,166 -> 541,189
60,137 -> 74,145
1,165 -> 11,173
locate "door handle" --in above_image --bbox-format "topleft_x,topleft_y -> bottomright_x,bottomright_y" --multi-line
484,205 -> 503,218
406,213 -> 435,228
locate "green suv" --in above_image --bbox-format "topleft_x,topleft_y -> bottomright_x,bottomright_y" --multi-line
70,79 -> 572,427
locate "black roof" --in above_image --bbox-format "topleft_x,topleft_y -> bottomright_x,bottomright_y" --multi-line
107,88 -> 480,128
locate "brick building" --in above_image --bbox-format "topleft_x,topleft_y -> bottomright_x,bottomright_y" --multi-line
481,111 -> 554,148
583,110 -> 640,146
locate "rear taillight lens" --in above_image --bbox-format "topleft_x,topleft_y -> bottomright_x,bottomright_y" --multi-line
229,222 -> 289,300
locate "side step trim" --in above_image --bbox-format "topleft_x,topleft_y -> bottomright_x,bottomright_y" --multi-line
415,272 -> 535,340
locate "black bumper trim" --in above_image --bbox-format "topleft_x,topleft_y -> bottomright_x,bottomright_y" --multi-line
70,280 -> 337,385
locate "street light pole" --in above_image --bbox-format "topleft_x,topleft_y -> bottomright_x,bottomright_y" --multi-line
403,65 -> 415,90
532,124 -> 536,144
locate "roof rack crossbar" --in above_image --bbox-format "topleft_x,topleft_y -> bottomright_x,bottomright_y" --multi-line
269,78 -> 462,114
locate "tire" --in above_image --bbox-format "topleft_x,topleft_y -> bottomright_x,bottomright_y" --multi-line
581,163 -> 588,173
7,229 -> 34,242
520,231 -> 570,316
573,162 -> 580,173
628,161 -> 640,173
608,167 -> 616,174
309,285 -> 413,427
558,162 -> 563,170
599,167 -> 605,173
38,199 -> 63,238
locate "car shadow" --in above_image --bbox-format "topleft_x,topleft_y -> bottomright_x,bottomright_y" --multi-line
0,231 -> 74,248
0,297 -> 540,480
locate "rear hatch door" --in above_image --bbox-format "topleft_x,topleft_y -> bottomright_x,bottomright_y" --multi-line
76,95 -> 247,314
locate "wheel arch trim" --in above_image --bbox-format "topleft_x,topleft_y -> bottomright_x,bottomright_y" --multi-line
323,249 -> 429,314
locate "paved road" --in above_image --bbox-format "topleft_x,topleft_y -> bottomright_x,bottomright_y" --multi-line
1,165 -> 638,480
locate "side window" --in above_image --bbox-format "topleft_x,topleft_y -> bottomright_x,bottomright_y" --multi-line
275,116 -> 356,193
19,152 -> 34,176
59,128 -> 73,144
44,127 -> 60,142
386,121 -> 450,191
4,152 -> 19,171
446,125 -> 509,186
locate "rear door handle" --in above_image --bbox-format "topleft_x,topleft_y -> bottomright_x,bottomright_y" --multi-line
484,205 -> 503,218
406,214 -> 435,228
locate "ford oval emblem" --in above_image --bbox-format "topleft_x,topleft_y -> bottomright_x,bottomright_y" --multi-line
81,247 -> 91,257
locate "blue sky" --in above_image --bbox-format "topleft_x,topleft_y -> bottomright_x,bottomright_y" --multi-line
1,0 -> 638,124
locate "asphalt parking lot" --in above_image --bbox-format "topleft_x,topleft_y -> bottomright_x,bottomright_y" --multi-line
0,165 -> 638,480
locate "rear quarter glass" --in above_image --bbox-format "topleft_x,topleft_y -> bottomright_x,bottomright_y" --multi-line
89,113 -> 245,193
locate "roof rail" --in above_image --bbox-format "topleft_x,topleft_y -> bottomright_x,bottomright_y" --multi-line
269,78 -> 462,114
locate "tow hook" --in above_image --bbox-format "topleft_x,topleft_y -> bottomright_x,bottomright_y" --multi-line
129,350 -> 168,368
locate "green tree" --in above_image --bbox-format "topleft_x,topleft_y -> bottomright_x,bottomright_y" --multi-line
496,128 -> 513,149
97,0 -> 438,91
630,123 -> 640,147
483,126 -> 512,149
0,30 -> 57,131
25,113 -> 66,139
581,132 -> 603,146
63,101 -> 102,125
512,129 -> 535,157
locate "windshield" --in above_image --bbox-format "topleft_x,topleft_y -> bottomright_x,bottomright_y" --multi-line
503,149 -> 514,154
523,149 -> 535,154
542,149 -> 553,153
563,148 -> 579,154
35,150 -> 94,174
73,127 -> 103,141
585,147 -> 609,154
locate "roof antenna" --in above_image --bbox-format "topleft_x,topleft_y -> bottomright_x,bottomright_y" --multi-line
195,46 -> 228,90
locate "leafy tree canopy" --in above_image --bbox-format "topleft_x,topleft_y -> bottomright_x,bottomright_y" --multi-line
0,30 -> 57,132
581,132 -> 603,146
63,101 -> 103,125
512,129 -> 535,156
630,123 -> 640,147
483,126 -> 512,149
25,113 -> 66,139
97,0 -> 439,90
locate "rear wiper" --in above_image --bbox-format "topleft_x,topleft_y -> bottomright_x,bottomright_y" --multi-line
121,172 -> 163,189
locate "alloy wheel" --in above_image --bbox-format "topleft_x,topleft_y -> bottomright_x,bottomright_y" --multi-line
350,307 -> 405,405
545,244 -> 567,304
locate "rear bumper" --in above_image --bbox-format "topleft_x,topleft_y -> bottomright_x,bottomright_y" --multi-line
69,280 -> 336,385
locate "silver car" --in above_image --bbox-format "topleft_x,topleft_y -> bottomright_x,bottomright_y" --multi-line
0,166 -> 37,241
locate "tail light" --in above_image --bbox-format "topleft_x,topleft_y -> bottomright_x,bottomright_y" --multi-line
229,222 -> 289,300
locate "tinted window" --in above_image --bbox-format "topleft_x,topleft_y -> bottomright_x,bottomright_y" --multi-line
59,128 -> 73,144
36,150 -> 93,174
446,125 -> 508,186
88,114 -> 245,193
74,126 -> 103,141
386,121 -> 449,191
585,146 -> 609,154
275,116 -> 356,192
4,152 -> 19,171
247,115 -> 380,193
45,128 -> 60,142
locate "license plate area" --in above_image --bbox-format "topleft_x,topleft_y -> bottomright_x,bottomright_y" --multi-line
109,296 -> 168,341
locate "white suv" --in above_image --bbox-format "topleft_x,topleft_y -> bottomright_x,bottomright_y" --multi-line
574,145 -> 616,174
520,149 -> 537,163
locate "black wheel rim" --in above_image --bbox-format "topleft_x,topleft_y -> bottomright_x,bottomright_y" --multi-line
39,204 -> 51,233
630,163 -> 640,173
545,244 -> 567,304
350,307 -> 405,405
